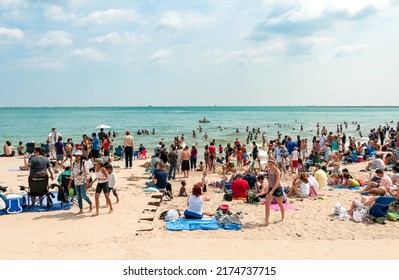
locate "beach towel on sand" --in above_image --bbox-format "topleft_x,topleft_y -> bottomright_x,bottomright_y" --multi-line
270,203 -> 297,211
166,218 -> 242,231
335,186 -> 362,191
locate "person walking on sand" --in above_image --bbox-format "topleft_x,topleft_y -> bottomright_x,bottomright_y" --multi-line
123,130 -> 134,169
264,158 -> 285,226
68,150 -> 93,215
89,158 -> 113,216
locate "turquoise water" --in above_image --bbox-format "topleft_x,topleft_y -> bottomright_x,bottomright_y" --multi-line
0,106 -> 398,150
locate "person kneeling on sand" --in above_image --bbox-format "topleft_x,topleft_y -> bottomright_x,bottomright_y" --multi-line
184,183 -> 210,219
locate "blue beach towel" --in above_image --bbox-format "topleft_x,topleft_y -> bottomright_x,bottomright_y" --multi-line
166,218 -> 242,231
335,186 -> 362,191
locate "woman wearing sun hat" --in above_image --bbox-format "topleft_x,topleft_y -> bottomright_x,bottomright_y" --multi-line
264,158 -> 285,226
89,158 -> 113,216
68,150 -> 93,215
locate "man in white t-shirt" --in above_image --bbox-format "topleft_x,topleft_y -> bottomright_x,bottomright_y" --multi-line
48,127 -> 62,159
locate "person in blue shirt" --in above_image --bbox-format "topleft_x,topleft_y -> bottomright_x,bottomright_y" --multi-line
91,133 -> 100,159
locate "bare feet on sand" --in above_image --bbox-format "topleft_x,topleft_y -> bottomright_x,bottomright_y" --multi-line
75,210 -> 83,216
108,209 -> 113,214
92,212 -> 99,217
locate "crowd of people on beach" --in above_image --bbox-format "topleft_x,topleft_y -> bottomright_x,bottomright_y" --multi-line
2,119 -> 399,225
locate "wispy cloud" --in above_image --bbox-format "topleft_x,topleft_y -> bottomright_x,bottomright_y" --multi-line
88,32 -> 149,45
149,49 -> 174,61
15,55 -> 66,69
35,31 -> 73,48
76,9 -> 141,26
329,44 -> 367,57
215,42 -> 287,65
70,48 -> 106,61
158,12 -> 212,31
0,0 -> 27,8
42,5 -> 77,22
0,27 -> 24,42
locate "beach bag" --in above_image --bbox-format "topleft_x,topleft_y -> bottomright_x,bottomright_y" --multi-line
165,209 -> 180,222
331,202 -> 346,215
353,206 -> 369,223
356,178 -> 365,186
223,193 -> 233,202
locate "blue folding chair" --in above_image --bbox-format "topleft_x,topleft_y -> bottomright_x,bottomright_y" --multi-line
41,143 -> 50,156
369,196 -> 397,218
26,142 -> 35,154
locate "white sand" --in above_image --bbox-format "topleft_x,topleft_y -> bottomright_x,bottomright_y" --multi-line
1,156 -> 399,260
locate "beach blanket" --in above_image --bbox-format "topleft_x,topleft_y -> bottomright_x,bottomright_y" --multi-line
309,193 -> 333,200
166,217 -> 242,231
7,168 -> 27,172
335,186 -> 362,191
0,192 -> 72,215
270,203 -> 297,211
143,187 -> 160,192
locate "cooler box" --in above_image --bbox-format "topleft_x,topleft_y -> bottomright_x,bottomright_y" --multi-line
357,156 -> 363,162
5,194 -> 24,214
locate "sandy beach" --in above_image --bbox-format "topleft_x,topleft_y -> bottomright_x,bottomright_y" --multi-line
1,154 -> 399,260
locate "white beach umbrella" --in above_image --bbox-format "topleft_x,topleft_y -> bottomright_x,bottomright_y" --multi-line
96,124 -> 111,129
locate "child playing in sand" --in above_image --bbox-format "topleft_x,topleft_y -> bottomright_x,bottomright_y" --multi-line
196,161 -> 204,171
179,180 -> 188,197
105,164 -> 119,205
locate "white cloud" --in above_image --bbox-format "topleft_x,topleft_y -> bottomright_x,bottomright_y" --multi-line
159,12 -> 212,31
0,0 -> 27,8
76,9 -> 140,26
215,41 -> 287,65
330,44 -> 367,57
42,5 -> 77,22
149,49 -> 174,61
70,48 -> 106,61
0,27 -> 24,41
88,32 -> 149,45
15,56 -> 66,69
36,31 -> 73,48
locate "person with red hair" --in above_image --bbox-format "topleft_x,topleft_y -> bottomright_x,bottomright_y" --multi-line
184,183 -> 210,219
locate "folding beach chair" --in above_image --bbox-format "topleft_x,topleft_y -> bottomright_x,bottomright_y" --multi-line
26,142 -> 35,155
20,175 -> 54,211
369,196 -> 397,218
41,143 -> 50,157
51,173 -> 78,208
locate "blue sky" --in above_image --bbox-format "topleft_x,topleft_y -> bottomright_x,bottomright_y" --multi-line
1,0 -> 398,106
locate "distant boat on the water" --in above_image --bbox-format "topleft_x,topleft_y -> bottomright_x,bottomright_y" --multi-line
199,118 -> 210,123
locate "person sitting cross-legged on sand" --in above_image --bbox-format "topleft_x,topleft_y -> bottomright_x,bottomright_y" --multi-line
287,172 -> 310,198
365,154 -> 385,171
362,169 -> 392,195
230,173 -> 249,200
184,183 -> 210,219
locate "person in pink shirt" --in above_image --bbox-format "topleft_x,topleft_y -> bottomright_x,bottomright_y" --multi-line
362,169 -> 392,195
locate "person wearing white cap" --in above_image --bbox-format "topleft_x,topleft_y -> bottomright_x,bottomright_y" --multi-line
68,150 -> 93,215
48,127 -> 62,159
